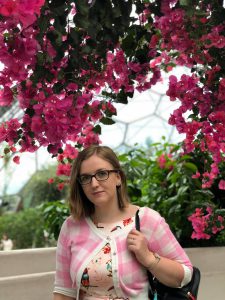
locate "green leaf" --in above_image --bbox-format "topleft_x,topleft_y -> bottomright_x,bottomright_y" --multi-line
179,0 -> 190,5
43,205 -> 54,213
53,82 -> 64,94
74,0 -> 89,15
183,162 -> 198,172
92,125 -> 102,134
70,28 -> 80,44
112,5 -> 122,18
168,204 -> 181,215
116,89 -> 133,104
180,154 -> 192,161
177,186 -> 189,196
164,195 -> 178,204
37,52 -> 45,66
37,14 -> 49,33
121,33 -> 136,55
193,189 -> 214,198
28,131 -> 35,138
100,117 -> 115,125
45,70 -> 55,83
74,15 -> 90,29
81,45 -> 92,54
4,147 -> 10,154
25,108 -> 35,117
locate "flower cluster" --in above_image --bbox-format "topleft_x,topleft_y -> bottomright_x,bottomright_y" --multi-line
157,153 -> 173,170
0,1 -> 224,170
188,207 -> 224,240
0,0 -> 44,28
157,2 -> 225,191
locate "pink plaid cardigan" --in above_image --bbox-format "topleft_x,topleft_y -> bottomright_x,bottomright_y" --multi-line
54,206 -> 192,299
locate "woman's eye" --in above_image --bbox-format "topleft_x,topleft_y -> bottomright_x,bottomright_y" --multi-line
80,175 -> 90,182
97,171 -> 107,178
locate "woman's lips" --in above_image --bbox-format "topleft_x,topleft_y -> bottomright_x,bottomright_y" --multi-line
92,191 -> 104,196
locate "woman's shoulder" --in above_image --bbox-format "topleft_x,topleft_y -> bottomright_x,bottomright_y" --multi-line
138,206 -> 163,225
139,206 -> 161,216
61,215 -> 88,232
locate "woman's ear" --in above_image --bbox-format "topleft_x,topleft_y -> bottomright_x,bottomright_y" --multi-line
116,172 -> 122,187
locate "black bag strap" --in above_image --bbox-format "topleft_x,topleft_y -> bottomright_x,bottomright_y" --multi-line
135,209 -> 201,300
135,210 -> 156,297
135,209 -> 141,231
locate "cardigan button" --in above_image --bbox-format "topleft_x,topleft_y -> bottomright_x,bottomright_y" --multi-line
106,236 -> 111,241
113,252 -> 116,256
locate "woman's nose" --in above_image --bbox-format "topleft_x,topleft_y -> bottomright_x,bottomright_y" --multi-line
90,176 -> 99,187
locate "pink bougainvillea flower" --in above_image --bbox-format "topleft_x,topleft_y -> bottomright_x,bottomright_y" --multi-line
206,206 -> 212,214
56,163 -> 71,177
105,101 -> 116,114
0,86 -> 14,106
0,125 -> 7,142
157,153 -> 167,169
150,56 -> 162,68
0,0 -> 45,27
0,0 -> 18,17
13,155 -> 20,164
66,83 -> 78,91
57,182 -> 65,191
218,78 -> 225,101
48,178 -> 54,184
188,206 -> 225,240
218,215 -> 224,223
218,179 -> 225,190
191,231 -> 211,240
212,225 -> 224,235
10,146 -> 17,152
57,154 -> 64,162
31,115 -> 44,134
7,118 -> 21,130
63,144 -> 78,160
192,171 -> 200,179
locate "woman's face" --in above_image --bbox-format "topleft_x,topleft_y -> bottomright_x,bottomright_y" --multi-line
79,154 -> 121,209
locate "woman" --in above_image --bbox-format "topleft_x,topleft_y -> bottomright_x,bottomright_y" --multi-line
53,145 -> 192,300
0,234 -> 13,251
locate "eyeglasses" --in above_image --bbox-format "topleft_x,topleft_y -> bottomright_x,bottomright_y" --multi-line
78,170 -> 119,185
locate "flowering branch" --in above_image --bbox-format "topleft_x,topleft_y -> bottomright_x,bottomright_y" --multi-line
188,206 -> 224,240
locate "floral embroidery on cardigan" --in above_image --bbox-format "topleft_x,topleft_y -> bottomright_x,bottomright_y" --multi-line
81,218 -> 134,299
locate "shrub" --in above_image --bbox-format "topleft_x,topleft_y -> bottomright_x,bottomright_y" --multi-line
0,208 -> 46,249
119,141 -> 225,247
40,200 -> 69,241
18,164 -> 69,209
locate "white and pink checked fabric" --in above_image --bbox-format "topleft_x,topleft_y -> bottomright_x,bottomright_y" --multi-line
54,206 -> 192,300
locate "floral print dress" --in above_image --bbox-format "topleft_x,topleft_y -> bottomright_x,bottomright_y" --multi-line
80,217 -> 134,300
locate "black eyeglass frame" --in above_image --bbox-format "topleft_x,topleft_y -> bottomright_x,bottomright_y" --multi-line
78,169 -> 119,185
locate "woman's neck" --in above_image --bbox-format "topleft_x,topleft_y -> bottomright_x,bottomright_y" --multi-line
91,203 -> 137,224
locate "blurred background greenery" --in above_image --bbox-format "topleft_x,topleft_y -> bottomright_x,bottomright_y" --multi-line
1,141 -> 224,249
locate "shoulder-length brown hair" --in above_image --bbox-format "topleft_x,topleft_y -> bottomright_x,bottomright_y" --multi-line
69,145 -> 129,219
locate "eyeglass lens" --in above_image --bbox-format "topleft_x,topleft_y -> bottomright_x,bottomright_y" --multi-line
79,170 -> 117,185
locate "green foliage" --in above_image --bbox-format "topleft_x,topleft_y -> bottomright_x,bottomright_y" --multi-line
40,200 -> 69,240
18,164 -> 68,208
0,165 -> 70,249
118,141 -> 225,247
0,209 -> 46,249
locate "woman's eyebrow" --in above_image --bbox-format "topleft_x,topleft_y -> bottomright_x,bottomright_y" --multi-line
80,168 -> 107,175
